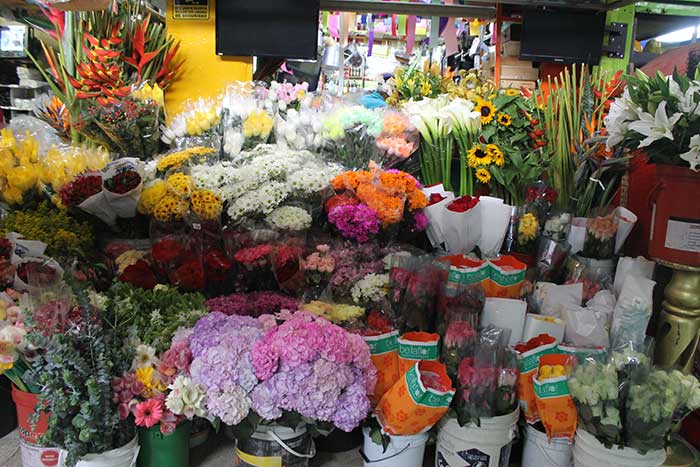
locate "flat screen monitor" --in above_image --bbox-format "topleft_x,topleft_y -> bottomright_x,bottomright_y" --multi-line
520,8 -> 606,64
0,25 -> 27,58
216,0 -> 320,59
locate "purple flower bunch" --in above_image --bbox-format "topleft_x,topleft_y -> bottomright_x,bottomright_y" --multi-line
328,242 -> 388,298
250,312 -> 376,432
328,204 -> 381,243
205,291 -> 299,317
189,312 -> 265,426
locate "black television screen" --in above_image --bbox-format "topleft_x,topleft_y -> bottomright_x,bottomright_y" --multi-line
216,0 -> 320,59
520,8 -> 606,64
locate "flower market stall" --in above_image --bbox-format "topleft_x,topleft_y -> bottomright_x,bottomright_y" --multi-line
1,2 -> 700,467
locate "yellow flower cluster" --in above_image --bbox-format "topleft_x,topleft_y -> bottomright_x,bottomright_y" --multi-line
0,129 -> 41,205
300,301 -> 365,323
518,212 -> 539,243
41,146 -> 110,192
156,147 -> 216,172
467,143 -> 506,185
190,189 -> 222,220
152,194 -> 189,222
166,173 -> 194,198
539,364 -> 568,380
138,180 -> 167,214
185,107 -> 220,136
131,83 -> 165,108
242,110 -> 274,139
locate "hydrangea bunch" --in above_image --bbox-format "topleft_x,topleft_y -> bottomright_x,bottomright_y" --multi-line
188,313 -> 265,426
250,311 -> 376,432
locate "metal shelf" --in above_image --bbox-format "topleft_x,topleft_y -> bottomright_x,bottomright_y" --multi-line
320,0 -> 497,18
0,106 -> 32,111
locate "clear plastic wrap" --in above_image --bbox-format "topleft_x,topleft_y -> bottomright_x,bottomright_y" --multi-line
610,275 -> 655,350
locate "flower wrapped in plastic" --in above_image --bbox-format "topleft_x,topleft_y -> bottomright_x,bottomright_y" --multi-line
161,98 -> 222,150
301,244 -> 336,301
320,105 -> 383,169
374,110 -> 419,169
582,211 -> 619,259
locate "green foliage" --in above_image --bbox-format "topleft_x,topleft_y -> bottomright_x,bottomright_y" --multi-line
0,202 -> 94,258
26,279 -> 133,467
104,282 -> 207,353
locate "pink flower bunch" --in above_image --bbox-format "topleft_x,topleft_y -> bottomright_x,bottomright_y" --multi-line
444,321 -> 477,349
249,312 -> 376,431
234,244 -> 274,269
328,204 -> 381,243
112,373 -> 144,420
132,397 -> 179,433
159,340 -> 192,381
276,82 -> 309,104
303,245 -> 336,274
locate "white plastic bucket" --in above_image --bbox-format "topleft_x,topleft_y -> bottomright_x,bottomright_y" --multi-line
436,409 -> 519,467
361,428 -> 428,467
481,298 -> 527,346
66,437 -> 140,467
19,441 -> 64,467
522,424 -> 572,467
573,429 -> 666,467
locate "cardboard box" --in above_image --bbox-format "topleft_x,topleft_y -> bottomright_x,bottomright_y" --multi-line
501,40 -> 521,57
500,63 -> 539,81
501,80 -> 537,92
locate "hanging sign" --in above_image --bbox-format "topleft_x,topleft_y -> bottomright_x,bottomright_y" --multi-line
173,0 -> 209,20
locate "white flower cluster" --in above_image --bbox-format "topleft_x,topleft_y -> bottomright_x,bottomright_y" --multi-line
276,107 -> 325,150
351,273 -> 390,304
267,206 -> 312,232
568,363 -> 620,427
166,375 -> 208,419
190,146 -> 340,222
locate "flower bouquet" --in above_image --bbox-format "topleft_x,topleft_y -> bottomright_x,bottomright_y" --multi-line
374,110 -> 420,170
320,105 -> 383,169
301,244 -> 336,301
582,211 -> 618,259
206,291 -> 298,317
395,255 -> 439,333
150,235 -> 205,291
232,243 -> 278,292
422,186 -> 456,249
58,172 -> 117,225
102,158 -> 144,218
442,195 -> 481,253
0,294 -> 39,393
161,98 -> 222,150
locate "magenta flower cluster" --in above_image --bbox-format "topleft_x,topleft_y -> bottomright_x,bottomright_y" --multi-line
250,312 -> 376,432
205,291 -> 299,318
328,204 -> 381,243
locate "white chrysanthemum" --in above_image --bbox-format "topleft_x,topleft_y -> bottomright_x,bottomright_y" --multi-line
351,273 -> 390,304
267,206 -> 312,231
167,375 -> 208,419
131,344 -> 157,370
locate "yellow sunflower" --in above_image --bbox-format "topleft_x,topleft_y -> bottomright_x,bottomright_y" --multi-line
486,144 -> 505,167
497,113 -> 512,127
475,167 -> 491,184
476,99 -> 496,125
467,145 -> 492,168
505,88 -> 520,97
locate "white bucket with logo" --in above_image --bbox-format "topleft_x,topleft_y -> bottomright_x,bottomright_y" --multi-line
573,429 -> 666,467
19,440 -> 64,467
522,424 -> 572,467
436,409 -> 519,467
361,428 -> 429,467
61,437 -> 140,467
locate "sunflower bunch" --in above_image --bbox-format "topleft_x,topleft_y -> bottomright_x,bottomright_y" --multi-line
473,89 -> 548,206
387,60 -> 456,106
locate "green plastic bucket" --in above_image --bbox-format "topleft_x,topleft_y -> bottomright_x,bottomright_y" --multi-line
137,421 -> 190,467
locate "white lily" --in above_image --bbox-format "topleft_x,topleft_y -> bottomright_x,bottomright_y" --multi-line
442,98 -> 481,134
628,101 -> 682,148
680,134 -> 700,171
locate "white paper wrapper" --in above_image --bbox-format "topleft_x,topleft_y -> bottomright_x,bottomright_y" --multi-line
522,313 -> 565,344
531,282 -> 583,319
562,305 -> 610,348
79,191 -> 117,226
422,190 -> 455,250
13,256 -> 64,294
102,157 -> 144,218
614,206 -> 637,254
611,275 -> 655,349
477,196 -> 512,258
566,217 -> 588,254
442,201 -> 482,254
481,297 -> 527,346
613,256 -> 655,298
6,232 -> 47,264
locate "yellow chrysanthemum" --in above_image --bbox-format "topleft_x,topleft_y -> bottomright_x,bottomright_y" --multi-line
518,212 -> 539,243
505,89 -> 520,97
153,194 -> 189,222
166,173 -> 194,198
497,113 -> 512,127
476,99 -> 496,125
467,145 -> 492,168
475,167 -> 491,184
138,181 -> 168,214
156,147 -> 215,172
190,189 -> 223,220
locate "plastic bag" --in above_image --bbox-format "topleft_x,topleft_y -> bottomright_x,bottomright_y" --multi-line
442,196 -> 482,253
375,360 -> 455,436
613,256 -> 655,298
478,196 -> 512,258
485,255 -> 526,298
610,275 -> 655,350
533,353 -> 577,441
397,331 -> 440,377
363,330 -> 400,405
562,305 -> 610,348
531,282 -> 583,319
422,186 -> 455,250
514,334 -> 559,423
102,158 -> 144,218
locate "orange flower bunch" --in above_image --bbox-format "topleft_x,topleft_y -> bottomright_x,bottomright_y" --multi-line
331,169 -> 428,225
382,113 -> 409,135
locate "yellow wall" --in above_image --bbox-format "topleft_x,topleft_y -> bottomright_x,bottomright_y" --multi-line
165,0 -> 252,116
